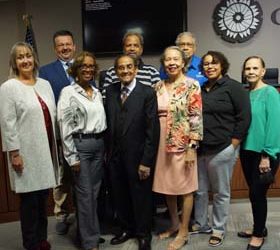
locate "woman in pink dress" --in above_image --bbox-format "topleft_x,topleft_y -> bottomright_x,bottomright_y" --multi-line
153,46 -> 203,250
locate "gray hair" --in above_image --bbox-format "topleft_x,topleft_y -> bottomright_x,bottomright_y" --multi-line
175,32 -> 197,46
9,42 -> 39,79
122,31 -> 144,47
160,46 -> 188,73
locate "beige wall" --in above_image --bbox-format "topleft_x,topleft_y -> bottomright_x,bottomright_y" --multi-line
0,0 -> 279,83
188,0 -> 280,81
0,0 -> 84,83
0,0 -> 25,83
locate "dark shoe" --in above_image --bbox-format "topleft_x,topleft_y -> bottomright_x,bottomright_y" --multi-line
189,224 -> 212,235
55,221 -> 69,235
99,237 -> 105,244
138,238 -> 151,250
39,240 -> 51,250
238,228 -> 267,238
27,246 -> 40,250
247,238 -> 265,250
73,236 -> 81,248
110,232 -> 134,245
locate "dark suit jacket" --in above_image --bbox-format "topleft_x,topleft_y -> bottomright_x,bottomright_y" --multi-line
39,60 -> 70,103
105,80 -> 160,169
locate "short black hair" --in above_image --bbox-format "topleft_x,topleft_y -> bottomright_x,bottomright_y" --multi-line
53,30 -> 74,45
114,54 -> 138,71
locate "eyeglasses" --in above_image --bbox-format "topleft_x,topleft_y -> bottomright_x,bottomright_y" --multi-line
178,42 -> 194,48
202,62 -> 219,68
79,64 -> 96,70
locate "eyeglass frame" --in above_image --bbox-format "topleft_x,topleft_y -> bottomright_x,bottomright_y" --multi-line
79,64 -> 96,70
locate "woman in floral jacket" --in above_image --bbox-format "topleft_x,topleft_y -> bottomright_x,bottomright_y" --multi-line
153,46 -> 203,250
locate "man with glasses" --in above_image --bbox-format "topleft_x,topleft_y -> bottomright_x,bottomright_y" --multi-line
160,32 -> 207,86
39,30 -> 75,235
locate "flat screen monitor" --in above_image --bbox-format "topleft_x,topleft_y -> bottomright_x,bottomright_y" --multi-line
82,0 -> 187,56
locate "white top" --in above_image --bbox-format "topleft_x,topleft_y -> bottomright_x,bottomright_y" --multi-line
0,78 -> 59,193
57,82 -> 107,166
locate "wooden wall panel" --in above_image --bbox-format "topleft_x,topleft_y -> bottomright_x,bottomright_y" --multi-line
0,134 -> 8,213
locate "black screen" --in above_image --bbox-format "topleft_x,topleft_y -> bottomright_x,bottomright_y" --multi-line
82,0 -> 187,56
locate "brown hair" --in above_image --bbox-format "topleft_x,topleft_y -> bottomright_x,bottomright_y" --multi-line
200,50 -> 230,76
68,51 -> 98,81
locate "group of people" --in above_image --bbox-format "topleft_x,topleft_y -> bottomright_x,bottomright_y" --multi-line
0,29 -> 279,250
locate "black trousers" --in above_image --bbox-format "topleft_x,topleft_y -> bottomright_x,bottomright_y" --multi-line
19,189 -> 49,250
109,152 -> 153,238
240,150 -> 279,237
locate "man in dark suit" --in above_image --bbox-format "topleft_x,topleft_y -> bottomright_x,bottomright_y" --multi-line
39,30 -> 75,235
105,55 -> 160,250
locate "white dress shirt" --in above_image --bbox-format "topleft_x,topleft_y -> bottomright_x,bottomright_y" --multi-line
57,82 -> 107,166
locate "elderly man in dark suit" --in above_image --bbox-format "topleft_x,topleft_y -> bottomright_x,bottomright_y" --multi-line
39,30 -> 75,235
105,54 -> 160,250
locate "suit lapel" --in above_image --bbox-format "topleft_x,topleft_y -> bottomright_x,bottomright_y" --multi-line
54,60 -> 70,84
108,83 -> 121,131
122,81 -> 143,136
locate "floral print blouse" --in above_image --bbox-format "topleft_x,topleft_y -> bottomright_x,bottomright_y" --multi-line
154,77 -> 203,152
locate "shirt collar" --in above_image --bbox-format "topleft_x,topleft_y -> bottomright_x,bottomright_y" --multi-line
71,82 -> 97,98
59,59 -> 74,67
188,55 -> 200,71
202,75 -> 229,91
121,78 -> 136,94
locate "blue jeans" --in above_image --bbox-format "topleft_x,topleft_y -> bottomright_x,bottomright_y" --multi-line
194,144 -> 239,235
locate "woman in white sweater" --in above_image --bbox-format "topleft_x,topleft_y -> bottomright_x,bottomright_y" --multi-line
0,42 -> 59,250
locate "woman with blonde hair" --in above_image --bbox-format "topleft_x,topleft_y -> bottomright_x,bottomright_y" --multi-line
0,42 -> 59,250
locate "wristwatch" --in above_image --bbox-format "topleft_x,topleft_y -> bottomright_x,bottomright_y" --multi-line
188,143 -> 199,150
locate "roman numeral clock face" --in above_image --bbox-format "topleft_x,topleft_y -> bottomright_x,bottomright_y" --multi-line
213,0 -> 263,43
